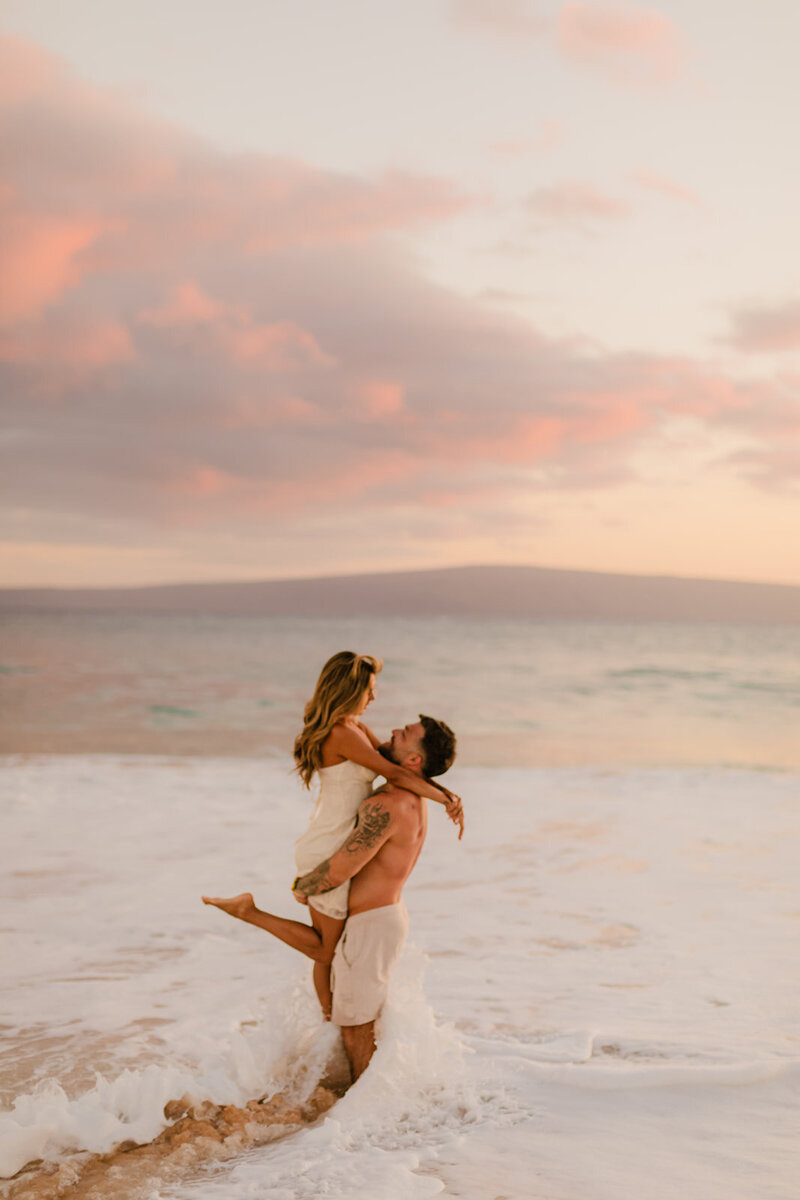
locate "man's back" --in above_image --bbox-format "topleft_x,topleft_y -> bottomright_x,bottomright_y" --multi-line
348,786 -> 427,915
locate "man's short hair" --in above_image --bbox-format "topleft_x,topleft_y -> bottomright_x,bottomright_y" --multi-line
418,713 -> 456,777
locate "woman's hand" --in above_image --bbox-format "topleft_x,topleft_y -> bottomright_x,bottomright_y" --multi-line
438,787 -> 464,839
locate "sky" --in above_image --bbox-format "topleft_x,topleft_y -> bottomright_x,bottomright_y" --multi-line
1,0 -> 799,588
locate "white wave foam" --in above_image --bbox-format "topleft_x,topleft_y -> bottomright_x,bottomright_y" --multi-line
0,978 -> 341,1180
0,1065 -> 195,1179
160,950 -> 480,1200
467,1029 -> 595,1063
3,756 -> 800,1199
0,950 -> 475,1186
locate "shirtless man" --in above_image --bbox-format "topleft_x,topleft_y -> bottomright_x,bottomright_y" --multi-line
292,715 -> 457,1080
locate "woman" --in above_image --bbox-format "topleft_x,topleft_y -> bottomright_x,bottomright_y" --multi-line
203,651 -> 462,1017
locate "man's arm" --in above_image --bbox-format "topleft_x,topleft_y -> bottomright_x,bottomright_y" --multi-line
293,794 -> 396,897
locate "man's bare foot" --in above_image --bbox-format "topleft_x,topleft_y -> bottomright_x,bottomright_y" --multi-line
201,892 -> 256,920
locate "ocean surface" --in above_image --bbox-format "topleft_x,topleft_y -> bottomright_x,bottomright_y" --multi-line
2,612 -> 799,766
1,614 -> 799,1198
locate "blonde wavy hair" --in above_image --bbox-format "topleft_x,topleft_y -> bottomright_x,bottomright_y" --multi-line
294,651 -> 383,787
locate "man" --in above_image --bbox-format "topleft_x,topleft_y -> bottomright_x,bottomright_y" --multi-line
293,714 -> 457,1080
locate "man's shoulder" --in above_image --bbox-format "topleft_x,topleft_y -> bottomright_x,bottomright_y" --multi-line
372,778 -> 418,797
367,783 -> 420,815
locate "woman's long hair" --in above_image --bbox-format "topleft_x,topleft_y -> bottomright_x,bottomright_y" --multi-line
294,651 -> 383,787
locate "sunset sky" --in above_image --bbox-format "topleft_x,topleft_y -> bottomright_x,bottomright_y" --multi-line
2,1 -> 799,588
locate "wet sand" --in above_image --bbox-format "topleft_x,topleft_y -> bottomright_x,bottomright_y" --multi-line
6,1083 -> 342,1200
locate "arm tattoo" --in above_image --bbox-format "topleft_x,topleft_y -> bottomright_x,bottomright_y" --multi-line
295,858 -> 335,896
343,800 -> 391,854
295,800 -> 392,895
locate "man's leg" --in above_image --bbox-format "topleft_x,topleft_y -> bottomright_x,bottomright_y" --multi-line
341,1021 -> 376,1081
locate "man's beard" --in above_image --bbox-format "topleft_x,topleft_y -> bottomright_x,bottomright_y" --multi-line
378,742 -> 397,765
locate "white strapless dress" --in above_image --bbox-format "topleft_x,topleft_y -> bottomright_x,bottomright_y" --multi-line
294,760 -> 377,919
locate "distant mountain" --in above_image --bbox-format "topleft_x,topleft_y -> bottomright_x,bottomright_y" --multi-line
1,565 -> 798,623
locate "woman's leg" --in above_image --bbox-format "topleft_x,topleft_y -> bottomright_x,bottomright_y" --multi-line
308,904 -> 345,1019
201,893 -> 343,965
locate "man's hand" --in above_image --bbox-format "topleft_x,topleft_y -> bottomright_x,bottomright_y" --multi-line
291,877 -> 309,904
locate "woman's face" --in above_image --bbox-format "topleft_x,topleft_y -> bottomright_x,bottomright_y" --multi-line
354,674 -> 377,716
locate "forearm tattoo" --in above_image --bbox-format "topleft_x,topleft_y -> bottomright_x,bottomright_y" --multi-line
296,858 -> 335,896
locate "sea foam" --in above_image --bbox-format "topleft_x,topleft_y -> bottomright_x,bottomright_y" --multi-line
2,756 -> 798,1198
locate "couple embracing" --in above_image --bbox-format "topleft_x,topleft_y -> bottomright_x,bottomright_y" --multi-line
204,651 -> 460,1080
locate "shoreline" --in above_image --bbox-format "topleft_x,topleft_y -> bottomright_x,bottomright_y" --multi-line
2,742 -> 798,771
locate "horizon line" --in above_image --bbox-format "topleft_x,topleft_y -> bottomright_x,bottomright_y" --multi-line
3,561 -> 800,594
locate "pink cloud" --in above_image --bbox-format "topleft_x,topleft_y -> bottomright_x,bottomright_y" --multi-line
174,466 -> 232,498
1,33 -> 797,556
245,170 -> 470,253
527,180 -> 631,225
727,445 -> 800,492
450,2 -> 689,93
509,416 -> 566,459
0,36 -> 58,106
727,300 -> 800,353
0,34 -> 469,296
632,168 -> 704,209
568,395 -> 649,442
163,448 -> 421,524
557,3 -> 688,88
490,121 -> 565,157
225,321 -> 333,371
450,0 -> 549,38
139,283 -> 224,326
0,318 -> 134,369
352,380 -> 406,418
222,394 -> 328,431
139,283 -> 335,371
0,213 -> 109,322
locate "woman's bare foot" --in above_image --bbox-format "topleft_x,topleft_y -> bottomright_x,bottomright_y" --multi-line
201,892 -> 256,920
201,893 -> 331,964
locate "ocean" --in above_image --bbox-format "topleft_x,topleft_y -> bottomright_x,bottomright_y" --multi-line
1,614 -> 799,1198
2,612 -> 799,767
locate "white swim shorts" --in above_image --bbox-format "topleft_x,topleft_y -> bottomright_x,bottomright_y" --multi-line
331,902 -> 409,1027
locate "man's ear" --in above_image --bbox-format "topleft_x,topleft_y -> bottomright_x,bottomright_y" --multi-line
405,751 -> 423,770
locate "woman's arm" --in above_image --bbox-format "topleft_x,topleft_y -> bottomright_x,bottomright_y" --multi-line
330,724 -> 464,837
355,720 -> 381,750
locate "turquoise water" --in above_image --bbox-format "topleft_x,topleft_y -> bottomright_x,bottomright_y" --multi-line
1,612 -> 798,766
